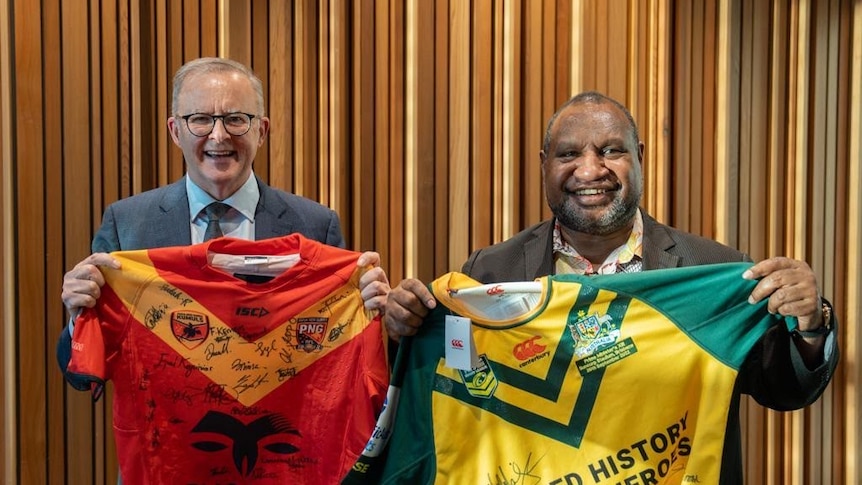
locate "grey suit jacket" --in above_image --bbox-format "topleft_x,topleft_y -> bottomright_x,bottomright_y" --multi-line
58,175 -> 345,387
461,211 -> 839,485
91,175 -> 344,252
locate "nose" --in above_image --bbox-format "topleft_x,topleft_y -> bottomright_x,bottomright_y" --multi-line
208,118 -> 231,142
573,150 -> 608,181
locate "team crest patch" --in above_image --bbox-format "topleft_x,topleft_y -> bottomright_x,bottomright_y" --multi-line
171,310 -> 210,349
569,310 -> 619,357
458,355 -> 498,399
295,317 -> 328,352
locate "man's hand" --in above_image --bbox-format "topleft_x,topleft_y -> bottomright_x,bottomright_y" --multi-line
743,257 -> 822,328
383,279 -> 436,342
357,251 -> 390,312
61,253 -> 121,319
743,256 -> 827,365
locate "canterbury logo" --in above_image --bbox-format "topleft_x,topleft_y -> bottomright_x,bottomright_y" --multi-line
513,335 -> 546,360
451,339 -> 464,349
486,285 -> 504,296
191,411 -> 301,476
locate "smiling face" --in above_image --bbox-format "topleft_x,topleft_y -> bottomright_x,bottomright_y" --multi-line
167,70 -> 270,200
540,100 -> 644,236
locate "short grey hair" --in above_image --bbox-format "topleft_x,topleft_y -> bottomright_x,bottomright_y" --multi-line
171,57 -> 265,116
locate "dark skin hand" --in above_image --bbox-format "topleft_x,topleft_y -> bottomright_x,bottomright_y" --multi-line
383,278 -> 435,341
743,256 -> 827,368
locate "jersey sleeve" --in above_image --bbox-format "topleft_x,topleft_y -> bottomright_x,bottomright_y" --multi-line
65,307 -> 109,400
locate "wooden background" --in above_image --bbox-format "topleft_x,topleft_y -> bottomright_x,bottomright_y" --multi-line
1,0 -> 860,483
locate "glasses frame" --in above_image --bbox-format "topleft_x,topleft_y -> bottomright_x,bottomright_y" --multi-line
180,112 -> 258,137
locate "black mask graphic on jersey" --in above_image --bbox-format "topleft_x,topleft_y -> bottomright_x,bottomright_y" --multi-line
191,411 -> 301,476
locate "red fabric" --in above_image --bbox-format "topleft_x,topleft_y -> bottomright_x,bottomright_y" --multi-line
68,235 -> 388,484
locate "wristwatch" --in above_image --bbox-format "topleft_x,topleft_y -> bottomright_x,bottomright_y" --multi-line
792,301 -> 833,338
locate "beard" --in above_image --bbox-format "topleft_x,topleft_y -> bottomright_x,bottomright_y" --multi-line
548,186 -> 641,236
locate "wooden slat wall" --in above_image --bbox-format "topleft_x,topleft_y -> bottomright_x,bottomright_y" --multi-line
0,0 -> 859,483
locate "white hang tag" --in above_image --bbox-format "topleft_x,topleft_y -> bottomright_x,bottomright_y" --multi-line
444,315 -> 479,370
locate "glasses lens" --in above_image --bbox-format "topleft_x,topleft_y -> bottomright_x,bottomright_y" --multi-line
223,113 -> 252,136
186,114 -> 215,136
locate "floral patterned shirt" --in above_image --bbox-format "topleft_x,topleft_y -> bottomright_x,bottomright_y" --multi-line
553,209 -> 644,275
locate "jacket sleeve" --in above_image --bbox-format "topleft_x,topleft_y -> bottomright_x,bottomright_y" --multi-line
738,298 -> 839,410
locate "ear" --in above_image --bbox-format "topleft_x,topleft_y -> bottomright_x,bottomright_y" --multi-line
257,116 -> 271,146
167,117 -> 182,146
637,141 -> 645,165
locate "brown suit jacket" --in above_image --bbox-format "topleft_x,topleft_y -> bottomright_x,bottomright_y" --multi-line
460,210 -> 839,484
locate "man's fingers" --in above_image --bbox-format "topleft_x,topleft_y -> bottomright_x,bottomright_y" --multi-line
397,279 -> 436,309
743,257 -> 820,324
360,266 -> 390,290
357,251 -> 381,268
383,279 -> 436,339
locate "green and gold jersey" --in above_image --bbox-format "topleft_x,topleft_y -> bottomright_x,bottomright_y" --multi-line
378,263 -> 794,485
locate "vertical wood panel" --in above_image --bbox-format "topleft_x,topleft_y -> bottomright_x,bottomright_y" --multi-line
0,0 -> 11,479
411,0 -> 436,280
448,0 -> 470,271
501,0 -> 521,240
15,0 -> 47,481
523,1 -> 544,226
471,0 -> 492,252
673,1 -> 692,231
373,1 -> 393,275
387,1 -> 406,275
268,0 -> 294,191
318,0 -> 331,207
250,1 -> 271,181
433,0 -> 451,275
294,0 -> 320,199
352,0 -> 376,252
846,6 -> 862,484
492,0 -> 506,244
328,0 -> 350,232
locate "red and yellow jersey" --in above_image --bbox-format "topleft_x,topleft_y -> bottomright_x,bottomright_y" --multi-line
378,263 -> 793,485
67,234 -> 388,485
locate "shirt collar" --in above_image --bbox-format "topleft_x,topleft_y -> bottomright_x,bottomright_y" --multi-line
553,209 -> 644,275
186,172 -> 260,223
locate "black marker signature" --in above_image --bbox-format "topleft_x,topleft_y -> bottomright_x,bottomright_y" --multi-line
486,452 -> 543,485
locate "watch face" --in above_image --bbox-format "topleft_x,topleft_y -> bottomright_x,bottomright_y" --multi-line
821,302 -> 832,329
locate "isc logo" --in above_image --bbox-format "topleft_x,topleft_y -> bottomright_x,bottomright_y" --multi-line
235,307 -> 270,317
513,335 -> 546,360
450,339 -> 464,349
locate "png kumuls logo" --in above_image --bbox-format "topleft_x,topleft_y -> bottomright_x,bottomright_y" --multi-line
295,317 -> 328,352
171,310 -> 210,349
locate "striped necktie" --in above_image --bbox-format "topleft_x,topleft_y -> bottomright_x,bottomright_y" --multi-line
203,202 -> 231,241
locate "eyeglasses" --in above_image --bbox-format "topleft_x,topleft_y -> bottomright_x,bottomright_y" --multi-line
180,112 -> 257,137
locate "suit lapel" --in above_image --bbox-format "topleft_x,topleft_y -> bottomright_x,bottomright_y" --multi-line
156,179 -> 194,247
253,179 -> 295,240
641,212 -> 680,270
524,220 -> 555,279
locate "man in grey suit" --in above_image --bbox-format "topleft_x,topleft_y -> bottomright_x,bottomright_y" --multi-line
58,57 -> 389,384
383,91 -> 838,484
